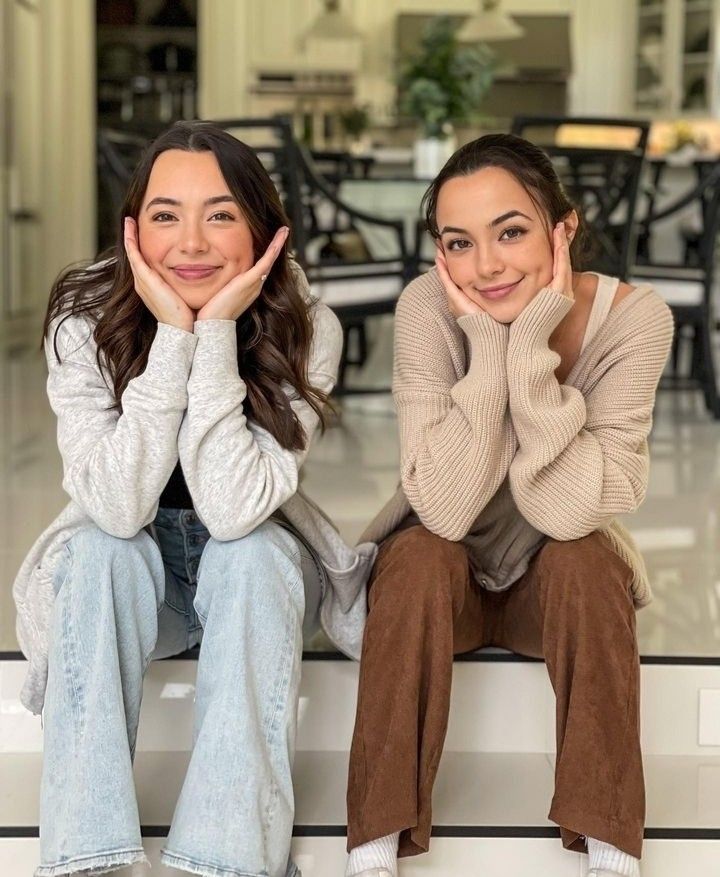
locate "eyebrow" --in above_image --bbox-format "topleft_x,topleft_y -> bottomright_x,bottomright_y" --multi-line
439,210 -> 533,235
145,195 -> 237,210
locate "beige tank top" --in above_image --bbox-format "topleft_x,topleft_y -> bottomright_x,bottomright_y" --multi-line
580,272 -> 619,355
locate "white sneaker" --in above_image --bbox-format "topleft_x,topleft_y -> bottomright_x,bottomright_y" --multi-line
589,871 -> 637,877
349,870 -> 394,877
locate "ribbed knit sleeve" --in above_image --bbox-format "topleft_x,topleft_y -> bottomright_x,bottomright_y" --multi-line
393,275 -> 515,541
506,287 -> 674,540
47,316 -> 197,538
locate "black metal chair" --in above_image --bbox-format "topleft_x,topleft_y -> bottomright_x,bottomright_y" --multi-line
96,128 -> 151,251
631,160 -> 720,419
510,116 -> 651,281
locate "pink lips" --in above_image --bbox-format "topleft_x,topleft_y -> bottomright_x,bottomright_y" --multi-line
171,265 -> 220,282
476,279 -> 521,301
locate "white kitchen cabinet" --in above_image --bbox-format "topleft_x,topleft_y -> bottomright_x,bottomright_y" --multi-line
634,0 -> 720,116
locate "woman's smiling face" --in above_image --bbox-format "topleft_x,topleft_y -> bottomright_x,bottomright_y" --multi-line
436,165 -> 568,323
137,149 -> 255,311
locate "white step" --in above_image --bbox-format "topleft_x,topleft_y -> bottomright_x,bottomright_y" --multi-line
2,836 -> 720,877
2,656 -> 720,757
1,750 -> 719,832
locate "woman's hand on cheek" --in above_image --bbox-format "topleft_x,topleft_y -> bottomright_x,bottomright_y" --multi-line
435,249 -> 485,319
124,217 -> 196,333
196,226 -> 290,322
550,222 -> 574,301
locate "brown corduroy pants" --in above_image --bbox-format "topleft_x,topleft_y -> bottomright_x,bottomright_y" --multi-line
346,525 -> 645,860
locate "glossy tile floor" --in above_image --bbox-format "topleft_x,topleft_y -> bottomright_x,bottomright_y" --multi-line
1,315 -> 719,658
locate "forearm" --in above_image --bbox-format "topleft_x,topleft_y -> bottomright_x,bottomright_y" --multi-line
506,288 -> 659,538
178,320 -> 299,540
398,312 -> 515,540
57,322 -> 196,536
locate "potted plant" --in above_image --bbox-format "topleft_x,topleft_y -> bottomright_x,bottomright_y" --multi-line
339,104 -> 371,154
398,16 -> 495,177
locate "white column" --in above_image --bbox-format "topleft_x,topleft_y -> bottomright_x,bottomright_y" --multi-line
41,0 -> 96,295
570,0 -> 636,116
198,0 -> 251,119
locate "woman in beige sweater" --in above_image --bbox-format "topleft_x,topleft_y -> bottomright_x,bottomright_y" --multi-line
344,135 -> 674,877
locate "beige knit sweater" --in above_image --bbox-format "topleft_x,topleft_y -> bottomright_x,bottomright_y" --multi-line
360,269 -> 674,606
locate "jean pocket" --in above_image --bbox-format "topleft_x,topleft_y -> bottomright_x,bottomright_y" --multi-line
51,543 -> 74,598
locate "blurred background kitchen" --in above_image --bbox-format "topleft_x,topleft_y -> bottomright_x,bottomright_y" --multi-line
1,3 -> 720,872
3,0 -> 720,662
4,0 -> 720,662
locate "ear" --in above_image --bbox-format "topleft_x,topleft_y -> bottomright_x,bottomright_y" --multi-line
562,209 -> 579,244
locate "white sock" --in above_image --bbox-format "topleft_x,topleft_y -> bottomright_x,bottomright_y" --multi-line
587,837 -> 640,877
346,831 -> 400,876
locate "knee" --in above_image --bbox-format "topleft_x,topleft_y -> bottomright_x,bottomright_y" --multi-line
61,524 -> 163,605
369,525 -> 468,610
538,533 -> 634,617
196,521 -> 304,617
67,525 -> 160,573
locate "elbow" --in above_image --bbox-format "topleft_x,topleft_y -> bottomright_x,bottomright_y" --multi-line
518,500 -> 613,542
92,514 -> 147,540
205,520 -> 257,542
194,475 -> 298,543
417,515 -> 468,542
76,501 -> 149,540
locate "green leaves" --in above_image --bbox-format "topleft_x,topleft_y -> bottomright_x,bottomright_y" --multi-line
398,16 -> 496,139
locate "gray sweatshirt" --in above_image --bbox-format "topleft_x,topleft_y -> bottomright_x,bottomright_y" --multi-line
13,268 -> 376,714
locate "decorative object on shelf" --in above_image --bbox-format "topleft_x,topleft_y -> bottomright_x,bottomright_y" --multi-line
147,42 -> 196,73
687,29 -> 710,55
456,0 -> 524,43
338,105 -> 371,154
98,41 -> 141,79
398,16 -> 495,178
639,27 -> 664,75
684,76 -> 708,110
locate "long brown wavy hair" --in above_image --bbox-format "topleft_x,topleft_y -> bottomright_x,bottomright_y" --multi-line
42,121 -> 329,451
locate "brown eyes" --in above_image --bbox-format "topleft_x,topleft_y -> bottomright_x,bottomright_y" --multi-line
150,212 -> 236,223
446,226 -> 528,250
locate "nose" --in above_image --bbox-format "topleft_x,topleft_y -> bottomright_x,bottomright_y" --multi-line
473,240 -> 504,280
178,219 -> 209,255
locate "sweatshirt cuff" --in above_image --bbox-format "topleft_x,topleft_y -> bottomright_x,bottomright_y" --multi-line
190,319 -> 242,383
508,287 -> 574,353
145,321 -> 198,389
456,312 -> 509,378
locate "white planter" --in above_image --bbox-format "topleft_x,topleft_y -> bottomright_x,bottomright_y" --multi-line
413,135 -> 457,179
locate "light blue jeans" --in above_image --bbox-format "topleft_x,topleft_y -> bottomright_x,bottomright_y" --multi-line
37,507 -> 324,877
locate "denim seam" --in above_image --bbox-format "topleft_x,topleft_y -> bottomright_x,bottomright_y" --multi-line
62,565 -> 85,741
261,585 -> 296,847
35,846 -> 147,877
161,847 -> 277,877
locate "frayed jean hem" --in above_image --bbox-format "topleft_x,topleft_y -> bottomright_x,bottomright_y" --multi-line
35,847 -> 148,876
161,848 -> 300,877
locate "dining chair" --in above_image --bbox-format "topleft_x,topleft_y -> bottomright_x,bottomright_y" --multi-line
631,160 -> 720,419
511,116 -> 651,281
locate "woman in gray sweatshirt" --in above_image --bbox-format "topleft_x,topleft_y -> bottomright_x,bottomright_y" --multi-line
15,121 -> 375,877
